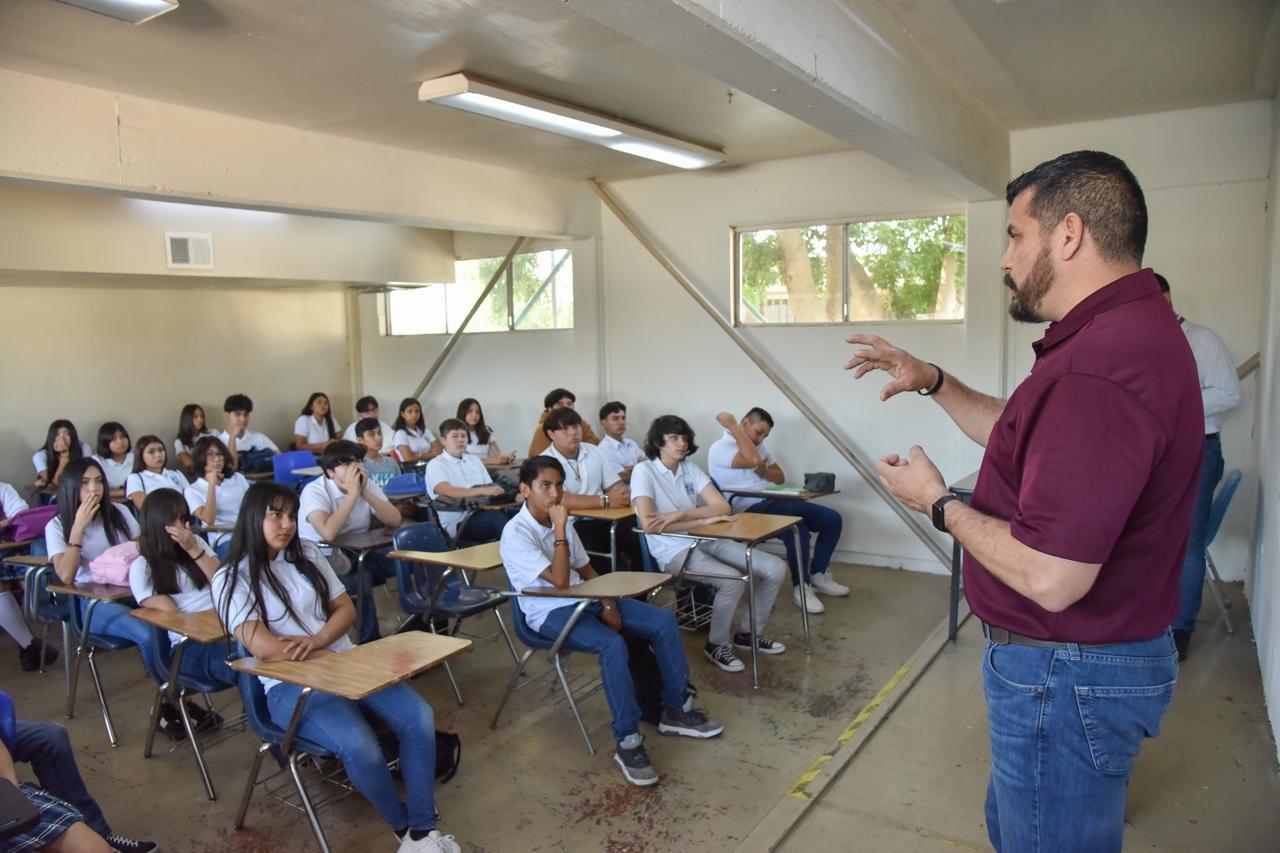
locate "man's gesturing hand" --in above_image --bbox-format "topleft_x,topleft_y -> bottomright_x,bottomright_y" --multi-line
845,334 -> 940,401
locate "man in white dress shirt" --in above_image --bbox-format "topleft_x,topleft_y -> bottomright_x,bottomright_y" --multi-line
597,402 -> 646,484
1158,274 -> 1241,660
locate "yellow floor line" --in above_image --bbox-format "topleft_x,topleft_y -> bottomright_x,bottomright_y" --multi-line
786,661 -> 913,800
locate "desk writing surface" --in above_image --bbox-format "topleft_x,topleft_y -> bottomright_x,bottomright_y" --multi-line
230,632 -> 471,700
291,466 -> 323,478
0,539 -> 36,554
328,528 -> 395,552
1,554 -> 52,568
522,571 -> 670,600
724,488 -> 840,502
130,608 -> 227,643
48,581 -> 133,602
950,471 -> 980,499
388,541 -> 503,572
570,507 -> 637,521
687,513 -> 801,543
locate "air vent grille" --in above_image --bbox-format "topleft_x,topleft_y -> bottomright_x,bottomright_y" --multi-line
165,232 -> 214,269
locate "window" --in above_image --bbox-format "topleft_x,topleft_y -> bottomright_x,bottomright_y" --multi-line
385,247 -> 574,336
734,215 -> 965,325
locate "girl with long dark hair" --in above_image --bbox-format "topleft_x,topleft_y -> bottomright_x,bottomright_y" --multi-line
292,392 -> 339,453
125,435 -> 188,512
92,421 -> 134,500
33,419 -> 91,489
174,403 -> 216,475
457,398 -> 516,465
391,398 -> 440,465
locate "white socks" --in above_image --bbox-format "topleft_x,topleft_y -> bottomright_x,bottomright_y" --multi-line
0,590 -> 34,648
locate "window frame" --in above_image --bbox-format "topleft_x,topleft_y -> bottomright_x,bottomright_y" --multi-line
731,210 -> 967,328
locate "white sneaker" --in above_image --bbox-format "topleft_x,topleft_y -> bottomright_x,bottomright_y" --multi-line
810,573 -> 850,596
792,584 -> 825,613
397,830 -> 461,853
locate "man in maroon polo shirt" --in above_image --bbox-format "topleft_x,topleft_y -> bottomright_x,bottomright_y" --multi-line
845,150 -> 1201,852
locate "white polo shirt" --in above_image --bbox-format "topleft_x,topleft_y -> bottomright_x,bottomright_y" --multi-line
293,415 -> 339,445
499,504 -> 591,632
540,443 -> 621,497
93,454 -> 135,490
598,434 -> 646,473
219,429 -> 279,454
298,476 -> 387,550
125,469 -> 189,500
629,458 -> 712,568
1,483 -> 29,521
45,508 -> 140,584
173,430 -> 216,459
32,443 -> 93,475
212,541 -> 354,692
466,429 -> 497,458
392,427 -> 436,458
425,452 -> 493,537
128,538 -> 217,646
184,473 -> 250,547
342,419 -> 395,453
707,430 -> 776,510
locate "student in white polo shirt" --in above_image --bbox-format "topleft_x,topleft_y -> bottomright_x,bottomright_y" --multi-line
292,392 -> 340,453
425,418 -> 516,545
501,456 -> 723,787
540,407 -> 639,572
457,398 -> 517,465
298,440 -> 400,645
391,398 -> 441,465
707,408 -> 848,615
219,394 -> 280,474
185,436 -> 250,557
631,414 -> 788,674
597,401 -> 646,484
125,435 -> 190,511
92,422 -> 134,501
33,419 -> 93,490
341,396 -> 395,454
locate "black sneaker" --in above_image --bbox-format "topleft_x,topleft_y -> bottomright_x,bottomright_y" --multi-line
156,703 -> 187,741
658,705 -> 724,739
106,834 -> 158,853
18,638 -> 58,672
733,632 -> 786,655
184,701 -> 223,734
613,736 -> 659,787
703,643 -> 745,673
1173,629 -> 1191,662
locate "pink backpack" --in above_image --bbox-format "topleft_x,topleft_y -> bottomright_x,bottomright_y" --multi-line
89,541 -> 140,586
1,505 -> 59,543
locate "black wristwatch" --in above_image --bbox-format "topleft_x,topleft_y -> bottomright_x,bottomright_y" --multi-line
931,495 -> 958,532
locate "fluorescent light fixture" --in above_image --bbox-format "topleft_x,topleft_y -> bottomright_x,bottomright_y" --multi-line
53,0 -> 179,25
419,73 -> 724,170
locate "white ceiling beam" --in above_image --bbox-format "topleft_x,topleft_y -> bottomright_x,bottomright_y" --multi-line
569,0 -> 1009,200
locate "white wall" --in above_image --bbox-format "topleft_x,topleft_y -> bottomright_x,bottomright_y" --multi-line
597,150 -> 1002,572
1009,101 -> 1273,581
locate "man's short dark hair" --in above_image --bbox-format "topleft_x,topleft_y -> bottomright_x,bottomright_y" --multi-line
599,401 -> 626,421
745,407 -> 774,427
644,415 -> 698,460
355,395 -> 378,414
354,417 -> 381,439
224,393 -> 253,414
543,388 -> 575,411
1005,150 -> 1148,265
317,440 -> 366,472
519,455 -> 565,487
1154,273 -> 1171,294
543,407 -> 583,436
438,418 -> 468,436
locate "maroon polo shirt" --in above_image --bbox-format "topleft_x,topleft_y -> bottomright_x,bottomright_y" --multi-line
965,269 -> 1203,643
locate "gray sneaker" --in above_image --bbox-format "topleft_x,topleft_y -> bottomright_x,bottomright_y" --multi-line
658,706 -> 724,739
614,734 -> 659,787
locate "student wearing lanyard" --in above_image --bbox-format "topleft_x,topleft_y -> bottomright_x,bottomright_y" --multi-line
847,151 -> 1200,853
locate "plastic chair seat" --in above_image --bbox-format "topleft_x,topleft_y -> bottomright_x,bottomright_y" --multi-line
236,665 -> 335,758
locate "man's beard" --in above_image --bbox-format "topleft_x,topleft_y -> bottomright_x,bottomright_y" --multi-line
1006,246 -> 1053,323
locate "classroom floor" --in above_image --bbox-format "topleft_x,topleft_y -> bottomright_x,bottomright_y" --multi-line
4,566 -> 1277,852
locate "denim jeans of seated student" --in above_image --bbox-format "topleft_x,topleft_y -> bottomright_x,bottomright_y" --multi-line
536,598 -> 689,741
266,681 -> 438,832
1173,435 -> 1223,635
744,498 -> 844,586
456,508 -> 517,547
77,597 -> 157,676
170,638 -> 238,690
982,630 -> 1178,853
11,720 -> 112,838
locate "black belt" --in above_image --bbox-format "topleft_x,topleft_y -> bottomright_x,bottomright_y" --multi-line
983,623 -> 1110,649
1205,433 -> 1219,440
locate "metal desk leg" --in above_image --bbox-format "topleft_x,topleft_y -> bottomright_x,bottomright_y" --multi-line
793,524 -> 812,655
609,519 -> 618,573
949,538 -> 961,643
354,549 -> 371,643
745,543 -> 759,690
66,598 -> 95,719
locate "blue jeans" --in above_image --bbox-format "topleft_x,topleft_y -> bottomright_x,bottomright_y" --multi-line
338,546 -> 394,644
1173,435 -> 1223,634
456,508 -> 516,547
78,598 -> 157,676
982,630 -> 1178,852
537,598 -> 688,741
171,638 -> 238,690
267,681 -> 437,832
745,498 -> 844,586
11,720 -> 112,837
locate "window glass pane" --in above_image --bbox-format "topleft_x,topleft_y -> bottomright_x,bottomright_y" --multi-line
386,285 -> 447,335
449,258 -> 510,333
738,225 -> 840,324
512,249 -> 574,330
847,215 -> 966,321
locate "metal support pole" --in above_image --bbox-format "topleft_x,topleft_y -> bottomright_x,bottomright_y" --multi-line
410,236 -> 527,401
589,180 -> 951,568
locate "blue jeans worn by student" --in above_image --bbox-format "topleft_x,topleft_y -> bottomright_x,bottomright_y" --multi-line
744,498 -> 843,586
536,598 -> 688,741
1173,434 -> 1223,634
11,720 -> 112,838
456,508 -> 517,547
171,638 -> 238,689
982,630 -> 1178,853
78,598 -> 157,675
266,681 -> 438,832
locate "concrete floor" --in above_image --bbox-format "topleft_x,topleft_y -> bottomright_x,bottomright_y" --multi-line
5,568 -> 1277,852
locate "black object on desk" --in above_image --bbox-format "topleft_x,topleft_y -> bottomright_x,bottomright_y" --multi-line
947,471 -> 979,643
0,779 -> 39,842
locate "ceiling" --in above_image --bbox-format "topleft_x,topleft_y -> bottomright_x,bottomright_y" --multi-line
0,0 -> 849,180
864,0 -> 1280,128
